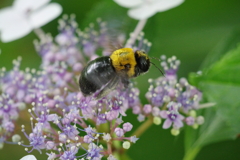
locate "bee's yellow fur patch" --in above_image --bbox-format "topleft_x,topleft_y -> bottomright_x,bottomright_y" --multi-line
110,48 -> 137,77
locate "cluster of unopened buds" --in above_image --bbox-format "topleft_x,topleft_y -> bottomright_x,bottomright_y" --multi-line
0,15 -> 204,159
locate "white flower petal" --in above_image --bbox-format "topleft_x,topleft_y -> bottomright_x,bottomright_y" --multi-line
20,155 -> 37,160
0,7 -> 14,29
29,3 -> 62,28
1,23 -> 32,43
13,0 -> 50,12
155,0 -> 184,12
0,10 -> 32,42
0,0 -> 62,42
128,0 -> 184,20
128,4 -> 158,20
113,0 -> 143,8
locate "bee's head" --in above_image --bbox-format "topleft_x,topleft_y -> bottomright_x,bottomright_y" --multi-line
134,50 -> 150,76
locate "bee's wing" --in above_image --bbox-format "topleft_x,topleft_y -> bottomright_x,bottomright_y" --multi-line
101,29 -> 125,56
93,75 -> 120,99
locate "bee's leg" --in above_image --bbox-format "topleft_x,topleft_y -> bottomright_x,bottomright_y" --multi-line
121,77 -> 130,88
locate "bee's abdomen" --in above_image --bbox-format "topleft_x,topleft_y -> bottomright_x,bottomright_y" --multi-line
79,56 -> 116,96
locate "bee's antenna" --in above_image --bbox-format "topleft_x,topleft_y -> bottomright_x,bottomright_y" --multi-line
150,62 -> 165,76
150,56 -> 161,61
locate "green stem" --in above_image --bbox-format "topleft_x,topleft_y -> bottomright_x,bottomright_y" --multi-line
183,146 -> 201,160
132,116 -> 153,137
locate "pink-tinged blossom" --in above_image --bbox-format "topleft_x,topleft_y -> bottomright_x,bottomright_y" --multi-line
59,133 -> 67,143
185,116 -> 195,126
152,106 -> 161,117
45,141 -> 56,150
143,104 -> 152,114
160,102 -> 184,129
123,122 -> 133,132
2,121 -> 15,133
115,128 -> 124,137
83,135 -> 93,143
132,105 -> 141,114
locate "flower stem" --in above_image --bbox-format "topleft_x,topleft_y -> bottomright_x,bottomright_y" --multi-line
107,141 -> 112,154
198,102 -> 216,109
125,19 -> 147,48
132,116 -> 153,137
183,146 -> 201,160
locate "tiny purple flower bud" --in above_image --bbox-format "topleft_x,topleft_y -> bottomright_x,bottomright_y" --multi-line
59,133 -> 67,142
46,141 -> 55,150
130,135 -> 139,143
152,107 -> 160,117
123,122 -> 133,132
83,135 -> 92,143
106,111 -> 118,121
56,54 -> 65,61
45,52 -> 55,61
62,117 -> 71,125
3,121 -> 15,132
185,116 -> 195,126
137,114 -> 145,122
143,104 -> 152,114
24,95 -> 33,103
116,117 -> 123,124
47,100 -> 56,108
47,114 -> 58,121
114,128 -> 124,137
63,72 -> 72,82
132,106 -> 141,114
73,63 -> 83,72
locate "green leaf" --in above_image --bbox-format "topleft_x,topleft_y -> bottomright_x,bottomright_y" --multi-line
185,43 -> 240,160
200,45 -> 240,125
200,28 -> 240,69
184,125 -> 199,158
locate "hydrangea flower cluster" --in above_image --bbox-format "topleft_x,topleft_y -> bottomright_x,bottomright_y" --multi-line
0,14 -> 203,159
145,56 -> 204,134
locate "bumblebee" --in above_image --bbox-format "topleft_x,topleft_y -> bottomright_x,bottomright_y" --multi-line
79,48 -> 150,98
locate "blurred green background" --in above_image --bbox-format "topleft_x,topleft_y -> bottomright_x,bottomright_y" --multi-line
1,0 -> 240,159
